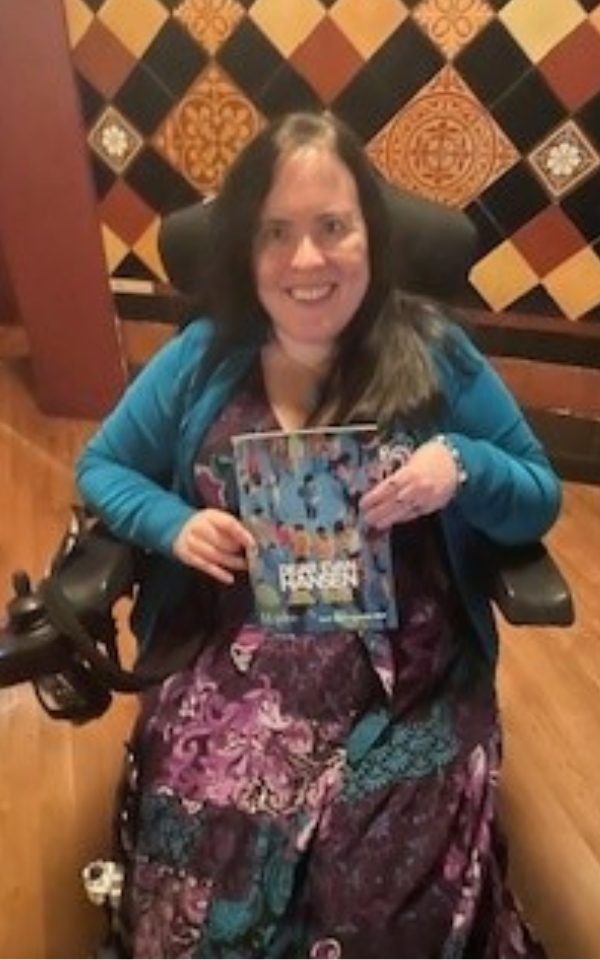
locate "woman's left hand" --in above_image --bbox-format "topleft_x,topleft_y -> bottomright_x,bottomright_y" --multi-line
360,438 -> 461,530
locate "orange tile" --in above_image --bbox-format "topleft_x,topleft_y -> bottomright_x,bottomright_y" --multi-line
512,207 -> 586,277
98,0 -> 168,58
174,0 -> 245,55
539,20 -> 600,111
133,219 -> 168,283
290,18 -> 363,103
500,0 -> 585,63
413,0 -> 493,60
249,0 -> 324,57
469,240 -> 538,311
153,64 -> 265,194
63,0 -> 94,48
72,18 -> 136,99
330,0 -> 408,59
543,248 -> 600,320
367,67 -> 518,208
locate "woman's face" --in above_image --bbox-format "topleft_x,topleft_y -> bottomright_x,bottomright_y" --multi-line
253,145 -> 370,358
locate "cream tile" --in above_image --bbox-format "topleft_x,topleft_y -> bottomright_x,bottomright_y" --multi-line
330,0 -> 408,59
62,0 -> 93,48
500,0 -> 585,63
88,106 -> 143,174
133,219 -> 168,283
100,224 -> 128,273
98,0 -> 168,57
249,0 -> 324,57
469,241 -> 538,311
543,249 -> 600,320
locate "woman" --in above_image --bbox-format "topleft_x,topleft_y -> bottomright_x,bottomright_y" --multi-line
77,110 -> 560,958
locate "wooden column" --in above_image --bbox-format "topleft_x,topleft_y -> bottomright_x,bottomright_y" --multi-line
0,0 -> 126,417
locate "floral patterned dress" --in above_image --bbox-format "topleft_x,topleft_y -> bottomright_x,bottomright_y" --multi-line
117,369 -> 544,959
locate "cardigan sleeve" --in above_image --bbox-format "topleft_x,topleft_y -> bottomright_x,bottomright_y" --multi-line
75,321 -> 212,555
436,327 -> 562,545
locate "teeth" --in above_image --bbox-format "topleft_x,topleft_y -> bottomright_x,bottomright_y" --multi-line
288,285 -> 333,302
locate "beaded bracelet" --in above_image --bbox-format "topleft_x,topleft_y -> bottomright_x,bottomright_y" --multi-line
433,434 -> 468,486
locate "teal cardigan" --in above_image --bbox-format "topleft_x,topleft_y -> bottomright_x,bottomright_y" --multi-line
76,319 -> 561,663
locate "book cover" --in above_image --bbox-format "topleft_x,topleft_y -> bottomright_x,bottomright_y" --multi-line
232,424 -> 398,634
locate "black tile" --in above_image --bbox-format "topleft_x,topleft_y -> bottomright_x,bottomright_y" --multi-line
142,19 -> 207,99
577,91 -> 600,151
114,63 -> 175,136
332,70 -> 402,142
455,19 -> 530,107
575,0 -> 600,10
75,70 -> 105,127
485,0 -> 513,7
88,150 -> 116,200
480,161 -> 547,233
256,63 -> 322,118
79,0 -> 105,10
217,19 -> 283,101
509,285 -> 565,318
402,0 -> 425,7
316,0 -> 338,6
561,171 -> 600,242
367,20 -> 443,109
465,200 -> 506,256
492,70 -> 565,153
113,252 -> 161,282
124,147 -> 199,214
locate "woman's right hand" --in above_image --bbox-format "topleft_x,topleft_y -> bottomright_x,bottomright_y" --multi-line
173,509 -> 256,585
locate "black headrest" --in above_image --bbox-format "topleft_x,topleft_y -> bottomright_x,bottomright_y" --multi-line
158,179 -> 478,304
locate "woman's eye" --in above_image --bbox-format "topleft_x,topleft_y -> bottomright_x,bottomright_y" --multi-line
257,222 -> 289,247
319,216 -> 348,241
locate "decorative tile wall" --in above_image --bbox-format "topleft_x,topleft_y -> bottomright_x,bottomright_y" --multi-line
63,0 -> 600,346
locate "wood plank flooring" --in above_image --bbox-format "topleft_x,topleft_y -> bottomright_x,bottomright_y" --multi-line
0,357 -> 599,958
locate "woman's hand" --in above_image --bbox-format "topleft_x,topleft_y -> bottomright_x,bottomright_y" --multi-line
173,508 -> 256,585
360,438 -> 461,530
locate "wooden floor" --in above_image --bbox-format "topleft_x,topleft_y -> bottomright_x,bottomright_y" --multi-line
0,357 -> 599,958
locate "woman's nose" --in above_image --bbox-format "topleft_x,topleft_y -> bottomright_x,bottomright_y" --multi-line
290,233 -> 326,269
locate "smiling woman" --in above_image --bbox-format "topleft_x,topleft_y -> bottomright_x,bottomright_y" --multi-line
75,110 -> 562,959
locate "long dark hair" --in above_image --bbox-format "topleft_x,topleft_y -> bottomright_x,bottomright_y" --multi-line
198,110 -> 464,432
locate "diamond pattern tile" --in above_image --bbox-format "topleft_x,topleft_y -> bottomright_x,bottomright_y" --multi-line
59,0 -> 600,324
529,119 -> 600,199
88,104 -> 144,173
152,63 -> 265,193
248,0 -> 324,57
539,19 -> 600,112
97,0 -> 169,57
367,66 -> 518,207
174,0 -> 245,54
329,0 -> 408,60
290,17 -> 363,103
413,0 -> 494,60
499,0 -> 586,63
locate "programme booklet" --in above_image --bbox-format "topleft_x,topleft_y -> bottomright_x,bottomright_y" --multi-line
232,424 -> 398,634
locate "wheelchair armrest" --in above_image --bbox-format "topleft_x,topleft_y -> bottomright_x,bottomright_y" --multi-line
55,524 -> 138,618
485,541 -> 575,627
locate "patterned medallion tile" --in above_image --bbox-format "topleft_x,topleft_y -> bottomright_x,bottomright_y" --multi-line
329,0 -> 408,60
413,0 -> 494,60
367,66 -> 518,208
97,0 -> 169,57
72,18 -> 137,99
539,19 -> 600,112
99,179 -> 156,245
88,105 -> 144,174
63,0 -> 94,46
174,0 -> 246,54
512,206 -> 587,277
248,0 -> 324,57
290,17 -> 363,103
152,63 -> 265,194
543,247 -> 600,320
529,119 -> 600,199
498,0 -> 586,63
469,239 -> 538,310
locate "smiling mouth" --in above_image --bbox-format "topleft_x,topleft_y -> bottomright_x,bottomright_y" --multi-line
287,284 -> 335,303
